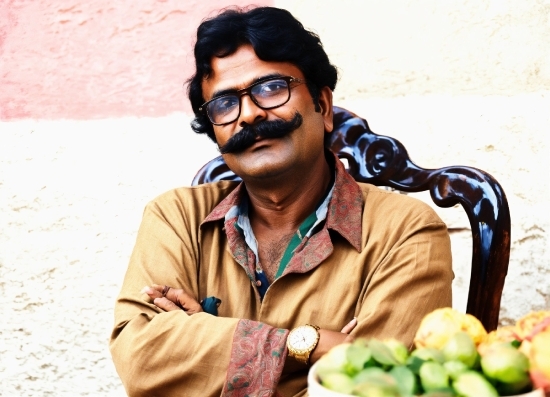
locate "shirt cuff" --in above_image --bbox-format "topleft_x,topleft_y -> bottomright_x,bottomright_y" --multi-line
222,319 -> 289,396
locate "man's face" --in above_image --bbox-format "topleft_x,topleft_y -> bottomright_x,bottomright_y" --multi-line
201,44 -> 333,182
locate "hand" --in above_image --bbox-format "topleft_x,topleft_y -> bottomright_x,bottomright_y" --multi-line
309,318 -> 357,365
141,284 -> 203,315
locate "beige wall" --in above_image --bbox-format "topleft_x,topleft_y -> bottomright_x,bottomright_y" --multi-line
1,0 -> 548,394
279,0 -> 550,97
278,0 -> 550,322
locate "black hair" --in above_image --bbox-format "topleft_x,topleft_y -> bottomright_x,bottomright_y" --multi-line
187,6 -> 338,142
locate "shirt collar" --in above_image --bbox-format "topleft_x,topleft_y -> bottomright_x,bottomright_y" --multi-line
201,152 -> 363,252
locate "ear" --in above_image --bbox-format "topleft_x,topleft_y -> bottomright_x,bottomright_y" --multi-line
317,86 -> 334,133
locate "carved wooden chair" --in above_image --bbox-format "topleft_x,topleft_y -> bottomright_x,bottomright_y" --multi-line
192,106 -> 511,332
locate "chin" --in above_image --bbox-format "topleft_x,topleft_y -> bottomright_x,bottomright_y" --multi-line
226,149 -> 294,180
238,160 -> 295,182
239,165 -> 288,181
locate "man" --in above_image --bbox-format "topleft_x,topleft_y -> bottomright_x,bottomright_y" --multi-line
110,6 -> 453,397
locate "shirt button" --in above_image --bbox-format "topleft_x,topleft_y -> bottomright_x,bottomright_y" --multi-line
256,280 -> 262,287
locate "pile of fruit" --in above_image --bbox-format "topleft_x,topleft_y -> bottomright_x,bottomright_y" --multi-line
314,308 -> 550,397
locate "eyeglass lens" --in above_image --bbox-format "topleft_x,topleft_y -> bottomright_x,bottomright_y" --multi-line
206,78 -> 291,125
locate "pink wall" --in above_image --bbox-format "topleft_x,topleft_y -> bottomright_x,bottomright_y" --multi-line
0,0 -> 272,120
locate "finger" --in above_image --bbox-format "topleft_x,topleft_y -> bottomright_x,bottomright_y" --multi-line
150,284 -> 180,303
340,317 -> 357,334
151,284 -> 186,305
144,285 -> 203,314
172,289 -> 203,314
153,297 -> 188,313
151,284 -> 171,298
141,285 -> 164,299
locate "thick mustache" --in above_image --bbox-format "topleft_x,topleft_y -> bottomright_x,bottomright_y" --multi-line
219,112 -> 303,154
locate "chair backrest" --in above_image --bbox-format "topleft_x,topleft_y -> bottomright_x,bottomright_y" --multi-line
192,106 -> 511,332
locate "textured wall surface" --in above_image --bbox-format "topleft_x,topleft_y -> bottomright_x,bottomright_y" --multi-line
278,0 -> 550,98
0,117 -> 219,395
1,0 -> 549,395
0,0 -> 270,119
278,0 -> 550,321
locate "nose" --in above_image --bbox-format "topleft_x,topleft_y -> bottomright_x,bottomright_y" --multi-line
238,93 -> 267,127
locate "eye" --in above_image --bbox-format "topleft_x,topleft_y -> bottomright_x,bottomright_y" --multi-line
209,95 -> 239,115
254,79 -> 288,97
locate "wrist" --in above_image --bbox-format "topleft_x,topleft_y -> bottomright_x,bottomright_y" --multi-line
287,324 -> 320,365
310,329 -> 352,365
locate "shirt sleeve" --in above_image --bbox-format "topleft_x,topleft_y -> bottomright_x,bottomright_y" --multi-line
351,206 -> 454,348
109,197 -> 288,397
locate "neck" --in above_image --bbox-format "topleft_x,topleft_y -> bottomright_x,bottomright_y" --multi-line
243,154 -> 332,233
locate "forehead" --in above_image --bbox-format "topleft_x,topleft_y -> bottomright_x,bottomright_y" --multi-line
201,44 -> 304,100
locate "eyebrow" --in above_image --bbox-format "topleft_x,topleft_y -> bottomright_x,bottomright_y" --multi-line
210,73 -> 286,99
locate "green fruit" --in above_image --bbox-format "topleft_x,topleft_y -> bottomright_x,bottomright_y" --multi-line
453,370 -> 498,397
471,350 -> 482,370
316,343 -> 349,379
352,385 -> 400,397
383,339 -> 409,365
496,375 -> 532,396
406,355 -> 425,375
442,332 -> 479,368
352,378 -> 401,397
369,339 -> 400,367
345,343 -> 372,375
422,391 -> 455,397
353,367 -> 388,384
389,365 -> 418,397
321,372 -> 355,394
319,343 -> 349,368
352,368 -> 400,397
480,343 -> 530,384
407,347 -> 445,376
443,360 -> 469,380
411,347 -> 445,364
419,361 -> 449,392
419,361 -> 450,392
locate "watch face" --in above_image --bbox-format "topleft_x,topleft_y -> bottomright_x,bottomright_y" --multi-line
289,326 -> 318,352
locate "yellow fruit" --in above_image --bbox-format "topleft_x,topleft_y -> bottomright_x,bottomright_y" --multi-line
530,327 -> 550,382
518,339 -> 532,358
462,313 -> 488,345
484,325 -> 518,344
414,308 -> 487,349
478,326 -> 518,356
514,311 -> 550,340
414,308 -> 462,349
517,313 -> 550,358
525,315 -> 550,341
513,312 -> 550,397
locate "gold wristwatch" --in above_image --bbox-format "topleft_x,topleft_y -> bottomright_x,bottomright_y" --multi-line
287,324 -> 320,365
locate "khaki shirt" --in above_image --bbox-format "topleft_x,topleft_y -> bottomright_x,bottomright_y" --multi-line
110,157 -> 453,397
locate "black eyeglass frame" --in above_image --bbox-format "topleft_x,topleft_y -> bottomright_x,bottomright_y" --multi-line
198,75 -> 305,126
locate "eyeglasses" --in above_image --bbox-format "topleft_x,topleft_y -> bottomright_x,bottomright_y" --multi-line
199,76 -> 305,125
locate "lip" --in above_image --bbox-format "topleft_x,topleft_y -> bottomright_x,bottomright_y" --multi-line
248,136 -> 274,150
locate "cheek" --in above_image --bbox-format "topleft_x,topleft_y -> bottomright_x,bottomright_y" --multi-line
212,127 -> 232,146
299,113 -> 326,138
